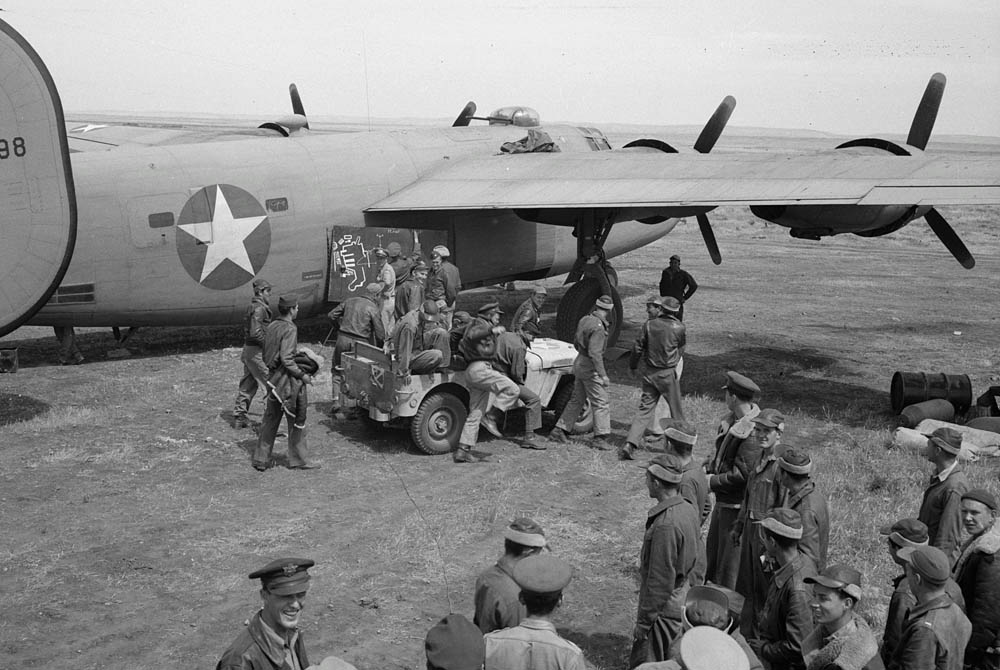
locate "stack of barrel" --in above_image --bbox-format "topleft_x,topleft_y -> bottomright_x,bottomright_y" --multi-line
891,371 -> 1000,440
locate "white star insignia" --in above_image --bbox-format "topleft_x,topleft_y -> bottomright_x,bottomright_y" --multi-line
178,186 -> 266,282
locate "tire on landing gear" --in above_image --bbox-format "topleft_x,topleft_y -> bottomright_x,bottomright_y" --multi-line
547,377 -> 595,434
410,390 -> 468,455
555,278 -> 623,346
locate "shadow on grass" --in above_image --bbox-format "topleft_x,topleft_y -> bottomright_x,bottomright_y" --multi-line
0,392 -> 50,426
560,629 -> 630,669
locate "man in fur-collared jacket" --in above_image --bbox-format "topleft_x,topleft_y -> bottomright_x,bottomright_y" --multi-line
953,488 -> 1000,670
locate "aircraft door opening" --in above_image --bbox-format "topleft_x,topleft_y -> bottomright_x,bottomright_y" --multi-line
326,226 -> 448,303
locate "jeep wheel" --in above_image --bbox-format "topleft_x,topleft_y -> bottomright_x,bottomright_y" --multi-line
411,391 -> 467,455
548,378 -> 595,435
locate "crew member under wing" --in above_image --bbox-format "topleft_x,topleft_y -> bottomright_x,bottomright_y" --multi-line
1,17 -> 997,347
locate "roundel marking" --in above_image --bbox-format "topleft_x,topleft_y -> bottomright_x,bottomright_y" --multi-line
175,184 -> 271,290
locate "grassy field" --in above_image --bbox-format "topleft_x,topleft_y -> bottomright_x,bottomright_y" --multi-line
2,202 -> 999,669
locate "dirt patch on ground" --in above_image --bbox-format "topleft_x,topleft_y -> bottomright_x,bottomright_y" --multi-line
2,207 -> 999,669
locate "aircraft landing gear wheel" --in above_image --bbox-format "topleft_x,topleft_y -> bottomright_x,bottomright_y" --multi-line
555,279 -> 623,346
411,390 -> 467,455
548,378 -> 595,434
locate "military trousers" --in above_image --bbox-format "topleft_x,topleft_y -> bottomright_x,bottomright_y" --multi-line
234,344 -> 269,418
626,366 -> 685,446
705,504 -> 742,590
737,521 -> 770,637
556,355 -> 611,436
516,384 -> 543,433
459,361 -> 520,448
254,393 -> 309,469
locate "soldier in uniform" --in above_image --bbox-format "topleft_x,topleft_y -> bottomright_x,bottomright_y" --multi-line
455,323 -> 520,463
471,301 -> 506,335
630,453 -> 703,668
510,286 -> 546,336
492,322 -> 545,449
484,554 -> 586,670
621,295 -> 686,460
879,518 -> 965,667
549,295 -> 614,451
327,283 -> 386,414
386,241 -> 413,287
745,508 -> 817,670
735,409 -> 787,635
253,296 -> 318,471
448,311 -> 474,365
426,245 -> 461,330
917,427 -> 969,566
233,278 -> 273,429
374,247 -> 396,333
658,254 -> 698,321
953,489 -> 1000,670
394,259 -> 428,320
392,299 -> 451,377
216,558 -> 316,670
776,449 -> 830,571
705,372 -> 761,590
666,585 -> 763,669
474,517 -> 547,633
889,545 -> 971,670
801,565 -> 881,670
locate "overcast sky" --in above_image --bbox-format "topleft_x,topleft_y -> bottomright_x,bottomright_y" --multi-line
4,1 -> 999,136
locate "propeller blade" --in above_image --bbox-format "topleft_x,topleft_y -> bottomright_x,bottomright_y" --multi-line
925,208 -> 974,269
697,213 -> 722,265
693,96 -> 736,154
452,101 -> 477,127
289,84 -> 309,129
906,73 -> 945,150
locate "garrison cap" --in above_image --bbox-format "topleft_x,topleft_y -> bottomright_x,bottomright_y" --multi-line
421,299 -> 441,321
928,426 -> 963,455
962,488 -> 999,511
477,301 -> 503,316
805,564 -> 864,601
249,558 -> 314,595
253,278 -> 272,291
532,285 -> 548,295
722,371 -> 760,396
386,241 -> 402,257
898,545 -> 950,584
595,294 -> 614,310
365,282 -> 385,298
504,517 -> 546,548
755,507 -> 803,540
642,453 -> 684,484
670,254 -> 681,262
659,296 -> 681,313
778,448 -> 812,475
661,418 -> 698,447
683,586 -> 731,630
752,408 -> 786,430
512,554 -> 572,595
521,321 -> 542,337
678,626 -> 750,670
879,518 -> 929,548
278,295 -> 298,309
424,613 -> 485,670
431,245 -> 450,258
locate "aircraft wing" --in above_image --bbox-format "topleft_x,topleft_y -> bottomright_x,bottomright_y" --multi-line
365,151 -> 1000,214
64,119 -> 296,152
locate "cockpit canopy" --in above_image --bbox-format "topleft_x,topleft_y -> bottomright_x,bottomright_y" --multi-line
487,106 -> 540,127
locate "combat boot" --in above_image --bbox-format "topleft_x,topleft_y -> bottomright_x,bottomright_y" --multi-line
590,433 -> 613,451
453,446 -> 487,463
519,434 -> 548,450
479,408 -> 504,438
618,441 -> 637,460
548,427 -> 571,444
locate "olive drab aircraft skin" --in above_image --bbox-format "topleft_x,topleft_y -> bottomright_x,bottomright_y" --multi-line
1,17 -> 999,343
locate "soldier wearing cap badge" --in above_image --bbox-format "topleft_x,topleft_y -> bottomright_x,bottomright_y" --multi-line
254,295 -> 319,471
745,507 -> 817,670
735,408 -> 787,636
705,371 -> 761,590
802,565 -> 881,670
234,278 -> 274,429
621,295 -> 687,461
878,517 -> 965,666
474,518 -> 548,634
549,295 -> 614,450
327,282 -> 386,414
917,426 -> 969,566
889,545 -> 971,670
216,558 -> 316,670
776,448 -> 830,571
510,285 -> 547,337
630,454 -> 703,668
484,554 -> 585,669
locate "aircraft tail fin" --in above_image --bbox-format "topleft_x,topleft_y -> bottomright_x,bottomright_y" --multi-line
0,19 -> 77,337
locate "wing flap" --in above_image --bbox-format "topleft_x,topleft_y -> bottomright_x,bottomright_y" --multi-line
366,152 -> 1000,212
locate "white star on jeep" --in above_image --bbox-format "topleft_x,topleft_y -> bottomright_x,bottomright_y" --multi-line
178,186 -> 266,282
